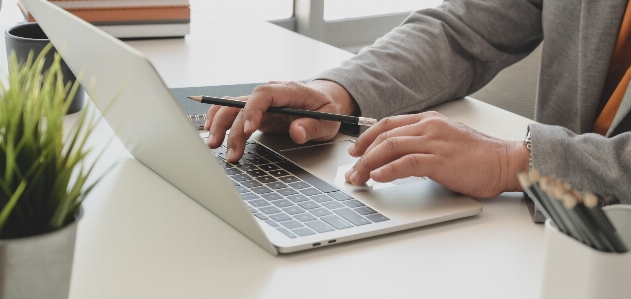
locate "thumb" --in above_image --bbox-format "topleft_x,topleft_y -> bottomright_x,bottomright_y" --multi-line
289,118 -> 340,144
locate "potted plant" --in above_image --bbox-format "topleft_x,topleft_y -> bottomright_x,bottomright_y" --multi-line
0,46 -> 107,299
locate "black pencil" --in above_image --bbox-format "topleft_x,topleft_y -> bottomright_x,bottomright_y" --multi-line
583,192 -> 628,253
561,191 -> 608,251
187,96 -> 378,126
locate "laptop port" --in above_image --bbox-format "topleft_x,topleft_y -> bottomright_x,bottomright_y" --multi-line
328,240 -> 336,244
312,243 -> 321,247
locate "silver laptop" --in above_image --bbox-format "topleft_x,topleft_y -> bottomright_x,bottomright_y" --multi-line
24,0 -> 482,255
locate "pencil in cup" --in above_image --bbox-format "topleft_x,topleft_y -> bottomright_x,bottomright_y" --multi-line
187,96 -> 378,126
517,169 -> 628,253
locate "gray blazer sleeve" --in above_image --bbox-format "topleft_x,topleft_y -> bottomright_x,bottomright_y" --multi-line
530,124 -> 631,206
315,0 -> 544,119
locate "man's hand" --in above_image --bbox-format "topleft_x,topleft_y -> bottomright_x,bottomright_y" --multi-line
204,80 -> 358,162
345,112 -> 529,198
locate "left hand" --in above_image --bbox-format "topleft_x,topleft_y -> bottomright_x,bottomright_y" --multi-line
345,112 -> 529,198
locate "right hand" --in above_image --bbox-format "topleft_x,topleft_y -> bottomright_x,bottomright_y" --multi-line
204,80 -> 358,162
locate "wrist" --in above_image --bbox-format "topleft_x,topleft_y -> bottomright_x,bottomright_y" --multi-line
505,140 -> 531,192
307,80 -> 359,116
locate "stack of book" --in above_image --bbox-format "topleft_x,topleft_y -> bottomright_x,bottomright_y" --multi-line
18,0 -> 190,39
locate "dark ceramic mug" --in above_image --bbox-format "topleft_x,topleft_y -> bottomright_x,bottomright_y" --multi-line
5,23 -> 84,114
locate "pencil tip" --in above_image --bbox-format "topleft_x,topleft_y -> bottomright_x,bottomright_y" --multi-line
188,96 -> 202,102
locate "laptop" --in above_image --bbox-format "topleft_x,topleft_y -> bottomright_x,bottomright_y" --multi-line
23,0 -> 482,255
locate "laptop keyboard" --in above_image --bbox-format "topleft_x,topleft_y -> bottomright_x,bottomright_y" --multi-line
205,136 -> 389,239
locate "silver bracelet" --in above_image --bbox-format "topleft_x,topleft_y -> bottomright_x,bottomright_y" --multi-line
524,128 -> 533,169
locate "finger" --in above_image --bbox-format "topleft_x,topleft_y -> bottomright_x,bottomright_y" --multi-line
362,122 -> 425,156
242,82 -> 319,134
208,106 -> 241,148
348,111 -> 446,157
370,154 -> 438,183
225,109 -> 251,162
205,96 -> 234,143
204,105 -> 221,132
349,114 -> 424,157
288,117 -> 340,144
345,136 -> 428,185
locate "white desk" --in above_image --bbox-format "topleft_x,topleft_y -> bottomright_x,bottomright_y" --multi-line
0,2 -> 545,298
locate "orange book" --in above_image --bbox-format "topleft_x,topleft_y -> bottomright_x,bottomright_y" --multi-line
19,2 -> 190,25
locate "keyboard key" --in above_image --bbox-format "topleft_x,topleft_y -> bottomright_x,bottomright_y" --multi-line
366,214 -> 390,222
309,208 -> 332,217
262,193 -> 283,201
240,193 -> 260,201
300,188 -> 322,196
237,164 -> 258,171
259,206 -> 282,215
247,206 -> 257,213
283,206 -> 306,215
258,164 -> 280,171
270,213 -> 292,222
277,188 -> 298,196
266,182 -> 288,190
249,199 -> 270,207
279,176 -> 301,184
281,220 -> 304,229
272,199 -> 294,208
342,200 -> 365,208
224,168 -> 242,175
246,169 -> 267,177
241,180 -> 263,188
254,148 -> 276,156
321,215 -> 353,229
245,140 -> 256,145
329,191 -> 353,201
211,146 -> 227,154
218,160 -> 233,169
334,208 -> 371,226
287,194 -> 310,203
305,220 -> 336,233
246,143 -> 266,150
311,194 -> 333,203
257,176 -> 278,184
268,170 -> 290,177
231,174 -> 253,182
247,158 -> 270,165
253,213 -> 269,220
230,180 -> 240,186
276,228 -> 296,238
292,228 -> 316,237
298,201 -> 321,210
235,186 -> 249,194
321,201 -> 344,210
242,153 -> 260,160
289,182 -> 311,189
354,206 -> 377,215
276,161 -> 339,193
251,186 -> 273,194
294,213 -> 317,222
215,152 -> 227,159
261,154 -> 285,162
265,220 -> 280,227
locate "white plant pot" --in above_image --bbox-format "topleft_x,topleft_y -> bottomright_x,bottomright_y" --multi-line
0,208 -> 82,299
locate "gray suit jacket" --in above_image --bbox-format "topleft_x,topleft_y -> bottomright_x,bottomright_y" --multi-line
315,0 -> 631,222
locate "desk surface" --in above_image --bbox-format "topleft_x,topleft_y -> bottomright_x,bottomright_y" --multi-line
0,1 -> 544,298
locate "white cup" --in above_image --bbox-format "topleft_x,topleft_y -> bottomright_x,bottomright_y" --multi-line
541,205 -> 631,299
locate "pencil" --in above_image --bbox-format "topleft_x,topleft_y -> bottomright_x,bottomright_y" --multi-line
583,192 -> 628,253
561,191 -> 608,251
518,171 -> 553,221
187,96 -> 378,126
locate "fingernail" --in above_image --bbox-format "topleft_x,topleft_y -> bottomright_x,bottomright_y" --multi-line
349,171 -> 358,183
348,144 -> 355,154
226,148 -> 235,161
208,133 -> 216,145
244,120 -> 251,133
297,126 -> 307,141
